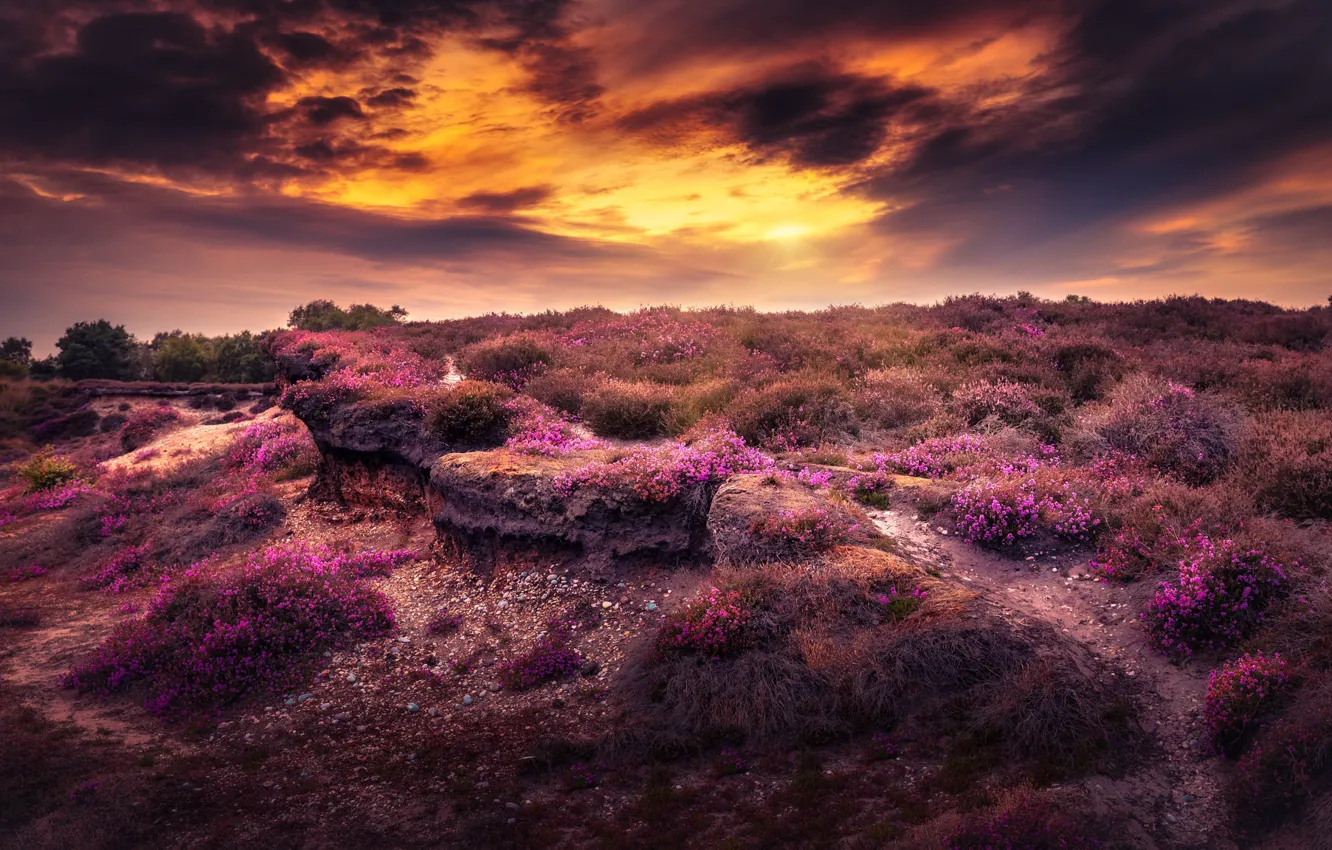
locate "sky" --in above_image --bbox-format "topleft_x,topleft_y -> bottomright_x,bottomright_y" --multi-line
2,0 -> 1330,351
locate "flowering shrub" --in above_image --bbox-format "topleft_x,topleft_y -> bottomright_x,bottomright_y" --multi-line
565,762 -> 599,790
80,545 -> 151,593
1078,375 -> 1240,485
865,434 -> 1054,481
8,564 -> 48,582
749,507 -> 853,555
653,587 -> 751,659
554,424 -> 770,502
1204,653 -> 1294,756
225,420 -> 318,475
847,469 -> 893,507
0,605 -> 40,627
280,371 -> 367,421
69,781 -> 99,804
1141,536 -> 1289,657
497,616 -> 583,690
865,733 -> 899,761
15,448 -> 80,493
945,797 -> 1098,850
504,404 -> 608,456
120,405 -> 181,451
64,542 -> 396,716
875,585 -> 927,621
854,368 -> 942,429
952,475 -> 1099,546
21,480 -> 94,511
951,379 -> 1043,426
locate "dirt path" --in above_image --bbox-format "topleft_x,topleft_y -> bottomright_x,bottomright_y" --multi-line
867,507 -> 1236,849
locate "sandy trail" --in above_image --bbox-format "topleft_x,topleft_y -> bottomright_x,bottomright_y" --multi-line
868,507 -> 1235,849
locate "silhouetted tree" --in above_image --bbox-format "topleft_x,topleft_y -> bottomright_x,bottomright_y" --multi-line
288,300 -> 407,331
55,320 -> 138,381
0,337 -> 32,366
153,333 -> 209,382
211,332 -> 275,383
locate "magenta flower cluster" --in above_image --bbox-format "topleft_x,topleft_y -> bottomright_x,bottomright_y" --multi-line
875,584 -> 927,621
504,404 -> 608,456
951,379 -> 1043,425
750,507 -> 854,552
80,544 -> 152,593
497,615 -> 583,690
8,563 -> 48,582
952,476 -> 1098,545
120,405 -> 181,451
63,542 -> 398,716
554,424 -> 771,502
1141,535 -> 1289,657
715,748 -> 748,775
225,420 -> 318,474
866,733 -> 899,761
561,309 -> 715,364
1203,652 -> 1293,756
653,586 -> 751,659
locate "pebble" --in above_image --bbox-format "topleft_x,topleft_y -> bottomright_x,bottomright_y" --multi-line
298,694 -> 312,703
397,636 -> 410,644
601,601 -> 612,609
346,673 -> 357,683
407,703 -> 419,713
463,695 -> 473,706
646,602 -> 658,612
428,707 -> 438,716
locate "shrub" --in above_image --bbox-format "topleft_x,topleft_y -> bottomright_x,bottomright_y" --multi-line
523,368 -> 596,415
1052,340 -> 1124,402
847,470 -> 894,507
951,474 -> 1099,546
1141,535 -> 1289,657
865,733 -> 899,761
554,424 -> 770,503
79,545 -> 151,593
1204,652 -> 1294,757
874,585 -> 927,621
120,405 -> 181,452
498,617 -> 583,690
0,604 -> 40,628
748,507 -> 853,558
8,564 -> 48,582
1232,705 -> 1332,829
424,380 -> 515,444
950,379 -> 1043,427
653,587 -> 752,659
945,795 -> 1098,849
15,449 -> 79,493
581,380 -> 676,439
64,543 -> 396,716
729,376 -> 855,450
225,420 -> 319,476
1235,411 -> 1332,520
1074,376 -> 1241,484
853,368 -> 941,429
504,403 -> 608,456
458,334 -> 553,389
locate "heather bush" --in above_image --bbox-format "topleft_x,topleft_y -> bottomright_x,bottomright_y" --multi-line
728,376 -> 855,450
1073,375 -> 1241,484
523,367 -> 596,415
1234,411 -> 1332,520
580,380 -> 676,439
504,403 -> 608,456
1204,652 -> 1294,757
120,405 -> 181,452
458,333 -> 553,389
653,587 -> 752,659
0,604 -> 40,628
945,795 -> 1098,850
874,584 -> 927,621
748,507 -> 853,558
8,564 -> 48,582
951,473 -> 1099,547
1238,354 -> 1332,411
1141,535 -> 1289,657
950,379 -> 1043,428
79,545 -> 151,593
554,423 -> 770,503
64,543 -> 396,716
15,448 -> 79,493
498,616 -> 583,690
847,470 -> 894,507
423,380 -> 515,444
1232,707 -> 1332,829
225,419 -> 318,476
1052,339 -> 1124,402
853,368 -> 941,429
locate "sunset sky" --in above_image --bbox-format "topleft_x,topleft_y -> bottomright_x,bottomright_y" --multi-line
2,0 -> 1330,350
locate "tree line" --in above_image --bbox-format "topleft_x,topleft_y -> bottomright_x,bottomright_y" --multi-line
0,300 -> 407,383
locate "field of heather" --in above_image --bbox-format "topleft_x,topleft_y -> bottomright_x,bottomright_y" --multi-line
3,296 -> 1332,849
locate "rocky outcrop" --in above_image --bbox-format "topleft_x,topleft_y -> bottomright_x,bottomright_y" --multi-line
429,450 -> 711,569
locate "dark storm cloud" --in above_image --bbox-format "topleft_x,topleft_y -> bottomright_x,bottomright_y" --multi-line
0,10 -> 286,174
458,185 -> 555,212
620,65 -> 935,167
